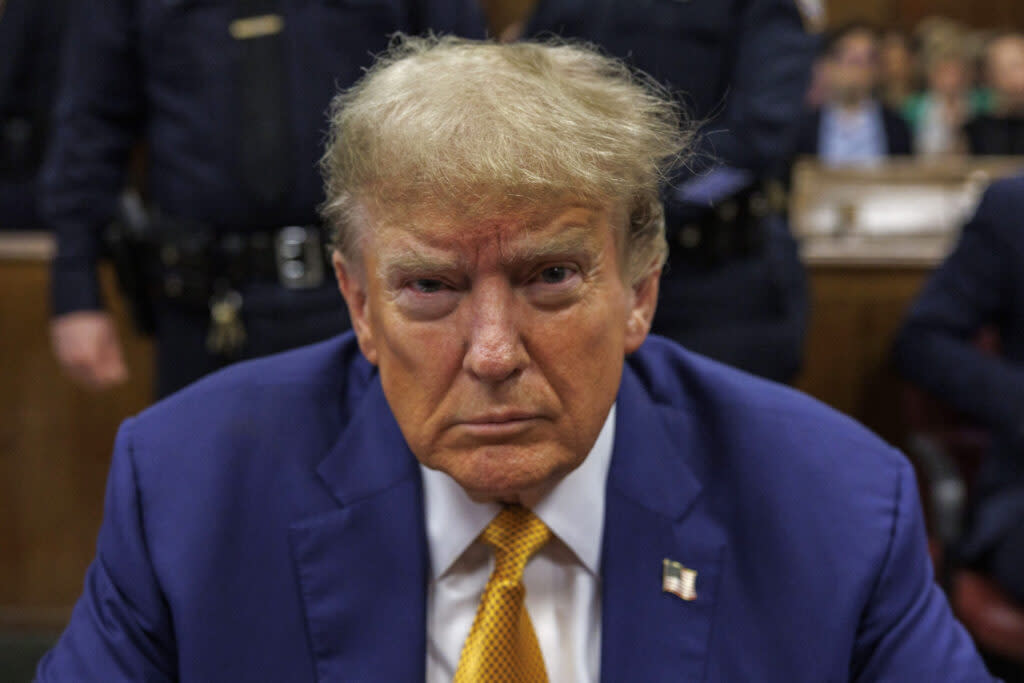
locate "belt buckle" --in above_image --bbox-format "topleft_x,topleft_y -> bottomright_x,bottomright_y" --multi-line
275,225 -> 324,289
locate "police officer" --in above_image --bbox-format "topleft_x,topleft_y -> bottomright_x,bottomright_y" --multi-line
0,0 -> 69,229
46,0 -> 474,397
469,0 -> 820,382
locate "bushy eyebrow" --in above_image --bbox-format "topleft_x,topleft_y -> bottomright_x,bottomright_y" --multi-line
376,223 -> 603,282
503,225 -> 601,267
376,249 -> 464,282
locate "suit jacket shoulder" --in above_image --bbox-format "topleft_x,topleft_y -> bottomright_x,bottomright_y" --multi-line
124,335 -> 375,507
972,174 -> 1024,250
629,334 -> 905,479
619,337 -> 991,681
37,334 -> 413,682
626,336 -> 911,580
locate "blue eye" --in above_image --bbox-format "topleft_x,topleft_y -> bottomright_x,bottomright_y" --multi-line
539,266 -> 571,284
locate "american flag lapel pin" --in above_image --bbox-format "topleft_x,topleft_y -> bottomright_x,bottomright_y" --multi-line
662,558 -> 698,601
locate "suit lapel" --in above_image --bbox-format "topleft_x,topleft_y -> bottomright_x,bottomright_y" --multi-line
288,377 -> 428,683
600,366 -> 725,682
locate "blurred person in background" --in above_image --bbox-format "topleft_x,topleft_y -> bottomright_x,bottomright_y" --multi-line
0,0 -> 69,230
467,0 -> 820,384
905,36 -> 978,157
965,32 -> 1024,155
880,29 -> 917,111
963,29 -> 999,116
894,174 -> 1024,622
793,21 -> 912,166
44,0 -> 471,398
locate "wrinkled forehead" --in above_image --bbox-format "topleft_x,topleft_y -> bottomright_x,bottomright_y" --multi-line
354,189 -> 628,252
340,193 -> 627,283
833,31 -> 878,59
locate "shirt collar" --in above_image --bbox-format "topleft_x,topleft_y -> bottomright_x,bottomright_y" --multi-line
421,404 -> 616,581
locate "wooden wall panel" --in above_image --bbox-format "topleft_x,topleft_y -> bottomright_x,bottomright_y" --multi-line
826,0 -> 1024,30
894,0 -> 1024,30
0,250 -> 152,631
795,264 -> 931,448
826,0 -> 893,30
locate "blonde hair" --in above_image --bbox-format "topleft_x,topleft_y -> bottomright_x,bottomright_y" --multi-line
320,35 -> 690,282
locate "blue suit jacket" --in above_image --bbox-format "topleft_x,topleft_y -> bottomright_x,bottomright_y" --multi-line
38,334 -> 993,681
895,175 -> 1024,557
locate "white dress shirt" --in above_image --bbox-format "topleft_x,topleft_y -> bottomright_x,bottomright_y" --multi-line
421,405 -> 615,683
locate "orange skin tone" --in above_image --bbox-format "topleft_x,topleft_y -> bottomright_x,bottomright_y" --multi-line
334,201 -> 659,504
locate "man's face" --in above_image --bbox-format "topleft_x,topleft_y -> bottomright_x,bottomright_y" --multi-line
988,37 -> 1024,111
929,58 -> 967,98
880,35 -> 912,84
334,201 -> 659,503
827,32 -> 880,105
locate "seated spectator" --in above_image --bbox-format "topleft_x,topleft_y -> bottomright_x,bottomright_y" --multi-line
793,22 -> 912,166
905,38 -> 978,157
963,30 -> 999,116
880,30 -> 917,111
965,32 -> 1024,155
894,174 -> 1024,606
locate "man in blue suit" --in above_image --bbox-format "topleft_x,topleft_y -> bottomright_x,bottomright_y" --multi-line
895,175 -> 1024,607
38,37 -> 994,681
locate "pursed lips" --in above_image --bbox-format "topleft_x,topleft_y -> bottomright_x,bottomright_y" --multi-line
460,410 -> 539,424
452,410 -> 546,437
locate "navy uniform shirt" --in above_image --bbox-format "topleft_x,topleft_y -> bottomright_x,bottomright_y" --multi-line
44,0 -> 473,315
0,0 -> 69,228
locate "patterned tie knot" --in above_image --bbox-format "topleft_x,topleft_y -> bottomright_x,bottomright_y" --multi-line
482,505 -> 551,583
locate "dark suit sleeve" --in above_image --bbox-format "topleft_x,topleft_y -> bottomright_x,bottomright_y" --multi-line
894,180 -> 1024,441
884,109 -> 913,156
42,0 -> 144,315
851,461 -> 996,681
698,0 -> 817,173
36,419 -> 177,682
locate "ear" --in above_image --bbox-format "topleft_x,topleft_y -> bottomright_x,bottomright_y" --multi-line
332,250 -> 378,365
623,266 -> 660,354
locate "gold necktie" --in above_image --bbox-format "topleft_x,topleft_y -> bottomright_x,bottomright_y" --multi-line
454,505 -> 551,683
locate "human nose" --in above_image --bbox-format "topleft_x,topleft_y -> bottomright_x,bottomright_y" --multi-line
463,282 -> 527,383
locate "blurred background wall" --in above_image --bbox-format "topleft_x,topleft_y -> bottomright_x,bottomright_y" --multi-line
829,0 -> 1024,29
